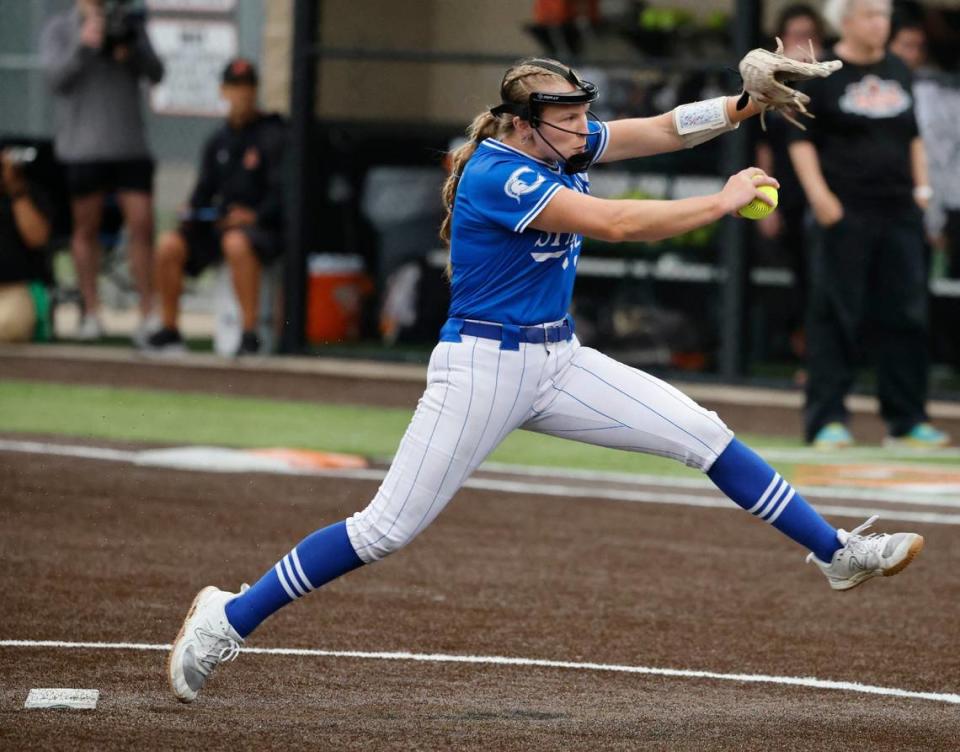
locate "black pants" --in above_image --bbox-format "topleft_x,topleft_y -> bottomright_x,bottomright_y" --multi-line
946,210 -> 960,279
780,200 -> 810,334
804,207 -> 929,442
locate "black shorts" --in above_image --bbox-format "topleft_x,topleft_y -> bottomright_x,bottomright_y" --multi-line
64,159 -> 154,197
179,222 -> 283,277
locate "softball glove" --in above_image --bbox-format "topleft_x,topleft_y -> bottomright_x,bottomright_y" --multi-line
738,38 -> 843,130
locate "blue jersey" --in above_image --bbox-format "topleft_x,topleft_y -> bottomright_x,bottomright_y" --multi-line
447,119 -> 609,326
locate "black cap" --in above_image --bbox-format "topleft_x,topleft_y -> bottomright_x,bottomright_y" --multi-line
222,57 -> 258,86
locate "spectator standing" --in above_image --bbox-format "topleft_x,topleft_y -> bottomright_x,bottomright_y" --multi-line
146,59 -> 286,357
888,12 -> 927,71
788,0 -> 948,449
40,0 -> 163,343
0,150 -> 52,342
755,4 -> 825,369
890,15 -> 960,281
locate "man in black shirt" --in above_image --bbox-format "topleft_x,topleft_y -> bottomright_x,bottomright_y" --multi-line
0,150 -> 52,342
789,0 -> 948,448
145,58 -> 286,356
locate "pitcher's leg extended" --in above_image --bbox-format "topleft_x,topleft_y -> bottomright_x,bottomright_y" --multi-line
168,337 -> 538,701
525,344 -> 923,590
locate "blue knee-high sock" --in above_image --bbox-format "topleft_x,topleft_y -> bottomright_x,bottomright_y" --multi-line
224,520 -> 364,638
707,438 -> 841,562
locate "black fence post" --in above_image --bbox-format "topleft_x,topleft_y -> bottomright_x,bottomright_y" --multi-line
718,0 -> 761,378
281,0 -> 320,353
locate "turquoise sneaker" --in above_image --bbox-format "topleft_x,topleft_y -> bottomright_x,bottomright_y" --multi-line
812,422 -> 853,450
884,422 -> 950,449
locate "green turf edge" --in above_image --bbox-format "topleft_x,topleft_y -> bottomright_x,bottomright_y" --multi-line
2,380 -> 957,480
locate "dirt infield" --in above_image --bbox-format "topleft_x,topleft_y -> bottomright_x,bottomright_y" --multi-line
2,447 -> 959,750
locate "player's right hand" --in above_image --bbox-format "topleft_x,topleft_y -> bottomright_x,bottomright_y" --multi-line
812,191 -> 844,227
720,167 -> 779,216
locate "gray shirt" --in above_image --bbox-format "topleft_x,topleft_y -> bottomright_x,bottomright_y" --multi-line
40,8 -> 164,163
914,75 -> 960,236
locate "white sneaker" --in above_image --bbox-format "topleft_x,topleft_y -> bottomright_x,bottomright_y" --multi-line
131,315 -> 161,349
76,314 -> 104,341
807,516 -> 924,591
167,586 -> 244,702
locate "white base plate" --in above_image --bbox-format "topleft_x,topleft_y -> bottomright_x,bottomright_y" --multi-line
24,688 -> 99,709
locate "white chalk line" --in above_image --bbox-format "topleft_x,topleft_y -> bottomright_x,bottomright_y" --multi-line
3,439 -> 960,525
0,639 -> 956,706
479,462 -> 960,508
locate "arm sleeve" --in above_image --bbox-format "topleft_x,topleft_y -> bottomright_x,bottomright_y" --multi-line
129,20 -> 164,84
468,157 -> 565,234
254,120 -> 288,230
188,137 -> 219,210
40,17 -> 97,94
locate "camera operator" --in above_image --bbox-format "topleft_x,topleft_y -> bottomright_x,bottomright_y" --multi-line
40,0 -> 164,343
0,150 -> 52,343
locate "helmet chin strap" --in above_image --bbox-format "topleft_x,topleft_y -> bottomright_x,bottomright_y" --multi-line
532,112 -> 601,174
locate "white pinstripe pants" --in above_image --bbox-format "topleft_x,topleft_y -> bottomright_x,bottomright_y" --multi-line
346,334 -> 734,562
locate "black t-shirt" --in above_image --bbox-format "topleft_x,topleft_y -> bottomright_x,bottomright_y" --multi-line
789,50 -> 919,209
760,111 -> 805,213
0,190 -> 49,284
189,113 -> 287,231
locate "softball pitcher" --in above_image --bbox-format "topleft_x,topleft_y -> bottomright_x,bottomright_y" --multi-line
169,52 -> 924,703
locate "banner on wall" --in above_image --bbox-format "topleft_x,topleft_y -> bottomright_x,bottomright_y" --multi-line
148,18 -> 237,116
146,0 -> 236,11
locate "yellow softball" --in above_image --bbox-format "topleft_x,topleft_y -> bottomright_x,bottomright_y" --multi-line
739,184 -> 779,220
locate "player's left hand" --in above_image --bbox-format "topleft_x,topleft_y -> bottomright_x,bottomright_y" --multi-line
739,37 -> 843,130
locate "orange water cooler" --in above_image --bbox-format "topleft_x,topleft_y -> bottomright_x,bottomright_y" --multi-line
306,254 -> 373,343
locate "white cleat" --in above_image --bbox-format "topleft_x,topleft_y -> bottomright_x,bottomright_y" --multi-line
76,314 -> 105,341
167,585 -> 244,702
807,515 -> 924,591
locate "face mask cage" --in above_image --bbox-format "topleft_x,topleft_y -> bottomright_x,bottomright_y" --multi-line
489,59 -> 600,174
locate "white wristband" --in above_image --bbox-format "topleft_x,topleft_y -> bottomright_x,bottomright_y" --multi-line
673,96 -> 739,149
914,185 -> 934,201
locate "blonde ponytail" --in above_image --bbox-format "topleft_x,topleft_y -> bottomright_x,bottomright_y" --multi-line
439,111 -> 501,247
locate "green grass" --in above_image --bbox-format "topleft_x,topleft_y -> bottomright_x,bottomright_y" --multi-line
0,379 -> 728,477
2,380 -> 957,480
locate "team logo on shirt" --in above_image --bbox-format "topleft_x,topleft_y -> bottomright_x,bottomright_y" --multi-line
839,75 -> 912,119
504,167 -> 546,202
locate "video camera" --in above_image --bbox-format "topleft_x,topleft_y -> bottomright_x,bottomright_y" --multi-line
102,0 -> 146,56
0,137 -> 71,236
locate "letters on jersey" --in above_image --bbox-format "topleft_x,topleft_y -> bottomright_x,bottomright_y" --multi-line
447,120 -> 609,325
